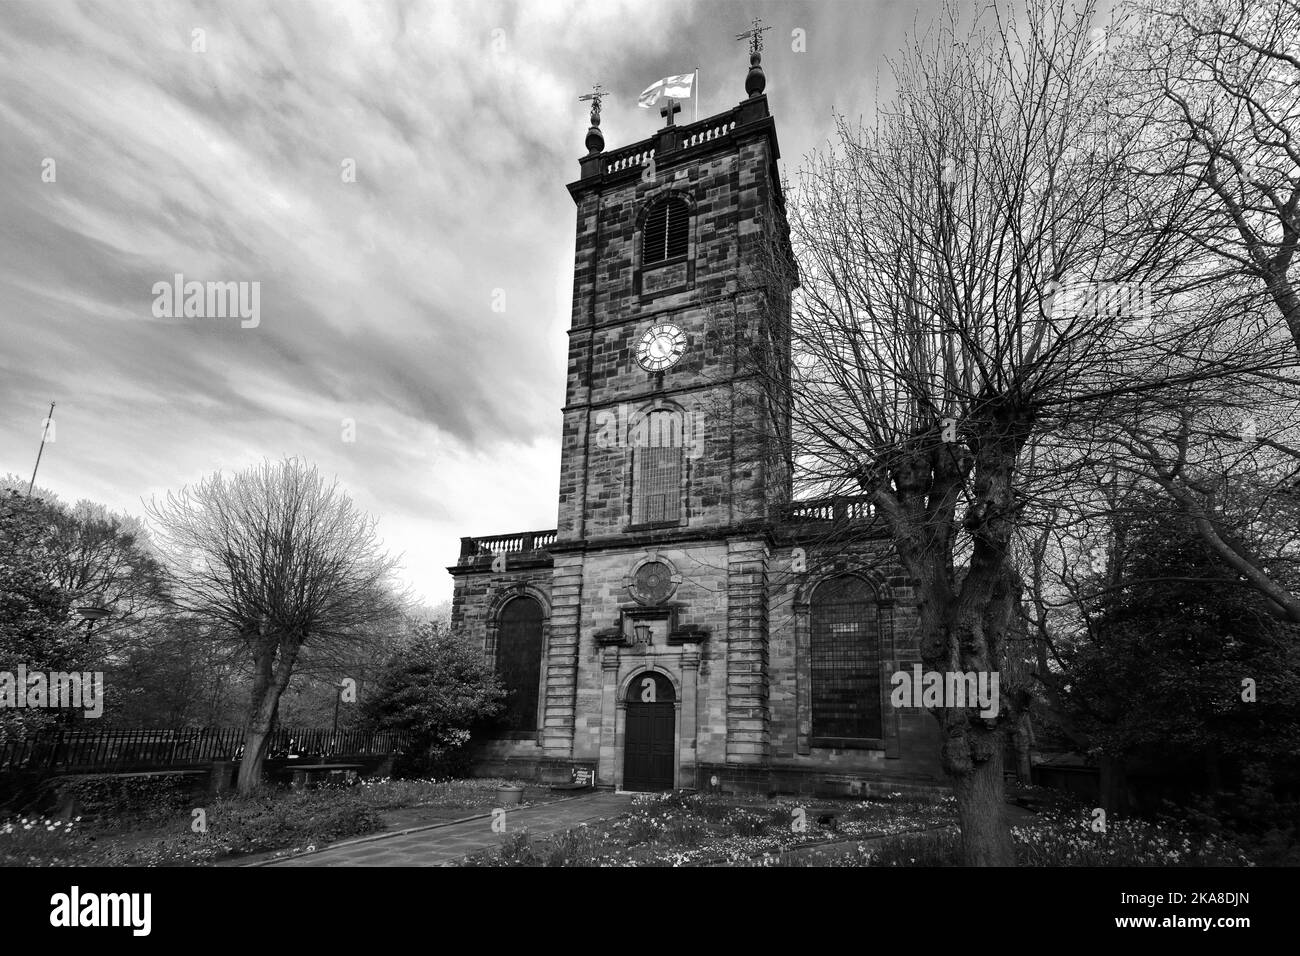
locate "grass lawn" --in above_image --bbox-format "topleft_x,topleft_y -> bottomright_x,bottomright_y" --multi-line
460,790 -> 960,867
0,777 -> 554,867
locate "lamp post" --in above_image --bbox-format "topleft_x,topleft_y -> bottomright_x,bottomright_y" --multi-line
70,604 -> 110,726
75,604 -> 111,640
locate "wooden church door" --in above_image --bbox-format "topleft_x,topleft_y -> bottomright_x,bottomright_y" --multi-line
623,672 -> 676,791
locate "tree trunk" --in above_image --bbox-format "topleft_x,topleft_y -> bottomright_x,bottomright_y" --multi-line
1013,713 -> 1034,784
236,725 -> 272,794
927,593 -> 1018,866
953,733 -> 1016,866
236,634 -> 301,795
877,413 -> 1030,866
237,673 -> 280,795
941,529 -> 1020,865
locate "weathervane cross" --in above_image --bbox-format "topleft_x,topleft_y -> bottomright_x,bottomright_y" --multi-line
735,17 -> 771,54
578,83 -> 606,123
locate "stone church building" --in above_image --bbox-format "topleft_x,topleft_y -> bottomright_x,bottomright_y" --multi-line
449,54 -> 944,796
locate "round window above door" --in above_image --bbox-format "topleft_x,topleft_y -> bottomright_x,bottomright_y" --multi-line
626,556 -> 681,605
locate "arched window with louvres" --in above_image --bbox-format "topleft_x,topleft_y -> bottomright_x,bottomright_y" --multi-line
630,408 -> 685,525
642,197 -> 690,266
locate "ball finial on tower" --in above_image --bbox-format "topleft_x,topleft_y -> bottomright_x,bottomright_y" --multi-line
735,18 -> 771,98
746,50 -> 766,97
579,85 -> 606,155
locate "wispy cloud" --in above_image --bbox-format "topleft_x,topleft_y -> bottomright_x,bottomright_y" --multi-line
0,0 -> 899,602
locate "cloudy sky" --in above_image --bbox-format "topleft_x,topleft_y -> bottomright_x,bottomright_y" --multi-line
0,0 -> 930,605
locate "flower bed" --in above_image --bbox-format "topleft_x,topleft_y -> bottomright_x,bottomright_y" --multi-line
460,791 -> 959,867
458,792 -> 1259,867
806,807 -> 1255,867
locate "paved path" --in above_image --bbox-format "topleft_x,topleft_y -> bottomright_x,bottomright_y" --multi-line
261,792 -> 634,867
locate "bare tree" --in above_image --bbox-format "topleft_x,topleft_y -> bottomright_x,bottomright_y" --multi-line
748,0 -> 1263,864
146,458 -> 405,793
1131,0 -> 1300,350
1107,0 -> 1300,616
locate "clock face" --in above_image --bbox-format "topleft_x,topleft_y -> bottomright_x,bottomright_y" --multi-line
635,324 -> 687,372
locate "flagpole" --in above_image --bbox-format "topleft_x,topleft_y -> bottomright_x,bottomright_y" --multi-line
694,67 -> 699,122
27,401 -> 54,496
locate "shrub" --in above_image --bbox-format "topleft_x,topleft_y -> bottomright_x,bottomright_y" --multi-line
391,743 -> 472,780
1179,763 -> 1300,866
363,625 -> 506,778
61,774 -> 195,825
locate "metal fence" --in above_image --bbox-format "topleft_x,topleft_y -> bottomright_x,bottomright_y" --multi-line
0,727 -> 410,774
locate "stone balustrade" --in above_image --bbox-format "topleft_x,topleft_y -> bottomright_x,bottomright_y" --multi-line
457,529 -> 558,564
457,496 -> 873,567
783,495 -> 874,523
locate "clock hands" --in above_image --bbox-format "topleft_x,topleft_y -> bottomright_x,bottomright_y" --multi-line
637,324 -> 685,371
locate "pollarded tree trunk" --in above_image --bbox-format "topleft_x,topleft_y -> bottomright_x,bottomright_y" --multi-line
237,725 -> 272,795
932,587 -> 1018,866
953,729 -> 1015,866
893,414 -> 1028,866
907,565 -> 1018,866
236,633 -> 303,795
236,652 -> 277,795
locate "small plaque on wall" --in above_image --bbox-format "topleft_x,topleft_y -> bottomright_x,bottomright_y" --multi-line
571,766 -> 596,787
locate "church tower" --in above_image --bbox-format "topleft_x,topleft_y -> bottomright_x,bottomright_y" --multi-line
533,42 -> 798,788
557,58 -> 793,544
450,39 -> 940,795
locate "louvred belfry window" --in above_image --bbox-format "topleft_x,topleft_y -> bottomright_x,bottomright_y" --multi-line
631,410 -> 684,524
643,198 -> 690,265
633,447 -> 683,524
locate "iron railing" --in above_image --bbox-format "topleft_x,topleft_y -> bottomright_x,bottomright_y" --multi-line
0,727 -> 410,774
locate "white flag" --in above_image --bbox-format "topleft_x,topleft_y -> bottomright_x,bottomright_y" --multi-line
638,73 -> 695,108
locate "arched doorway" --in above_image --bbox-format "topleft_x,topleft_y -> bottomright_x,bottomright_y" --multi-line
623,672 -> 676,791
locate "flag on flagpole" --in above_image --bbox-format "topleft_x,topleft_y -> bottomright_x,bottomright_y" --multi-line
638,73 -> 695,108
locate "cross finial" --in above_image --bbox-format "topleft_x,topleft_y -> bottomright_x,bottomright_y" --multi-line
579,84 -> 607,155
659,98 -> 681,127
735,17 -> 770,54
578,83 -> 606,126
